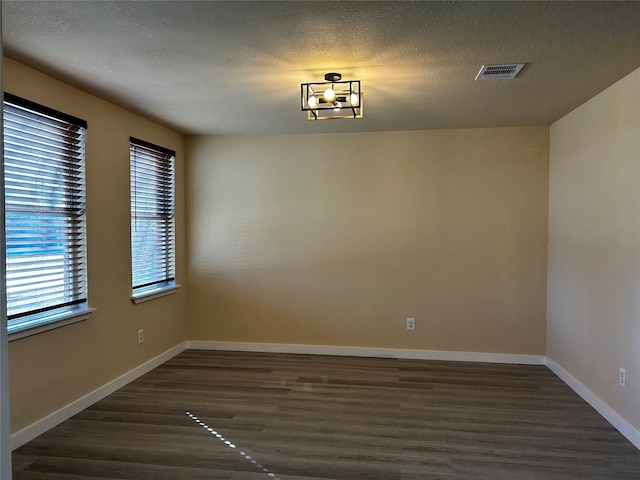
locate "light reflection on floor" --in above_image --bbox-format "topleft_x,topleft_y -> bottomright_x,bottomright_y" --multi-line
186,411 -> 281,479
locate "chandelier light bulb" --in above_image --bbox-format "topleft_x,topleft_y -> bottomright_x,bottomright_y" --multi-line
350,93 -> 359,106
308,95 -> 318,109
324,88 -> 335,101
333,101 -> 342,112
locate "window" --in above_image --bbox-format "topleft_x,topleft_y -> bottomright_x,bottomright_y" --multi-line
3,93 -> 90,335
130,137 -> 176,301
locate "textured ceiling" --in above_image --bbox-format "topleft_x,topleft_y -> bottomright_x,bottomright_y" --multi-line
3,1 -> 640,135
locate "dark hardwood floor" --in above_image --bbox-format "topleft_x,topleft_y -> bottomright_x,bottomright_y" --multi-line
12,350 -> 640,479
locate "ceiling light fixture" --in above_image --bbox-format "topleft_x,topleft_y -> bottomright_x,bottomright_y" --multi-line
301,73 -> 362,120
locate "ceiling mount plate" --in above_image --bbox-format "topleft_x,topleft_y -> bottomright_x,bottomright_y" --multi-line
324,72 -> 342,82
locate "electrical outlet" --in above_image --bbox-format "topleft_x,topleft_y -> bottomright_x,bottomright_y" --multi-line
406,318 -> 415,331
138,329 -> 144,345
619,367 -> 626,389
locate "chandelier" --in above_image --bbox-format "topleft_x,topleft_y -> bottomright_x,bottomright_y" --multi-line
300,73 -> 362,120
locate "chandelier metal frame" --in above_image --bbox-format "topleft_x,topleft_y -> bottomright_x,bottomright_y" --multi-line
300,73 -> 363,120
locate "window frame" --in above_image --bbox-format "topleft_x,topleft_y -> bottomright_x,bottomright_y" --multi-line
129,137 -> 178,303
3,93 -> 94,339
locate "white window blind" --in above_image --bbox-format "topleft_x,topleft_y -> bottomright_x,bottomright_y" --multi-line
3,93 -> 88,333
130,137 -> 176,296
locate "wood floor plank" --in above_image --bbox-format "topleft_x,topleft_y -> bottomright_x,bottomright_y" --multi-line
12,350 -> 640,479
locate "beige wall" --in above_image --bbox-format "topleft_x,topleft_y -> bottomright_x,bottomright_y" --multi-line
186,127 -> 549,354
4,58 -> 187,432
548,67 -> 640,431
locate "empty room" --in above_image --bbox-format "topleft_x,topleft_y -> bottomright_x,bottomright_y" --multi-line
0,1 -> 639,479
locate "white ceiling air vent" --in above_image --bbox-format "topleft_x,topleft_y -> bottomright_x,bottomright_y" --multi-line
475,63 -> 525,80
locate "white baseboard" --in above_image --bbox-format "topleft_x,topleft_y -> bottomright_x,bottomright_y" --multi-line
11,341 -> 188,450
186,340 -> 546,365
545,358 -> 640,450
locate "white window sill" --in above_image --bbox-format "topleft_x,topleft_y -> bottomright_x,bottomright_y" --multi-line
131,284 -> 181,304
8,307 -> 97,342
